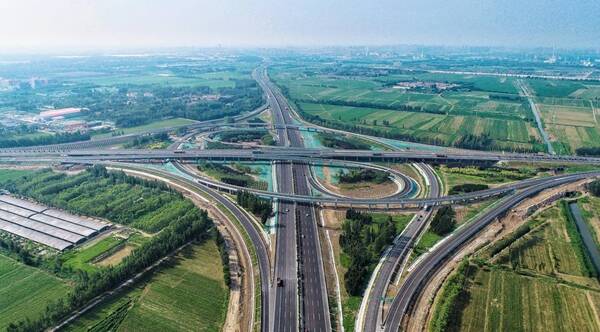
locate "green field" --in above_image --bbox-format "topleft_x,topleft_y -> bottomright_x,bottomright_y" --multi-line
437,165 -> 536,190
298,102 -> 542,152
433,200 -> 600,331
456,267 -> 600,332
272,64 -> 600,154
61,235 -> 139,273
0,254 -> 70,330
64,241 -> 228,332
495,204 -> 590,277
272,68 -> 547,152
66,72 -> 242,89
94,117 -> 197,138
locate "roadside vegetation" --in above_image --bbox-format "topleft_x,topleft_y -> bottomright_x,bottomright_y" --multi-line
197,161 -> 268,190
316,132 -> 371,150
123,132 -> 171,149
0,166 -> 219,331
332,211 -> 412,331
430,200 -> 600,332
236,191 -> 273,223
340,209 -> 404,295
216,129 -> 270,143
62,240 -> 228,332
337,168 -> 389,184
0,131 -> 90,149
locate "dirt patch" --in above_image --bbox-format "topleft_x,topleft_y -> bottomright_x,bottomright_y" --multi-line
96,245 -> 134,267
320,166 -> 399,199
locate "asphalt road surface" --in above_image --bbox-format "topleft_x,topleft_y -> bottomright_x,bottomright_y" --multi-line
260,67 -> 331,332
382,171 -> 600,331
362,163 -> 440,332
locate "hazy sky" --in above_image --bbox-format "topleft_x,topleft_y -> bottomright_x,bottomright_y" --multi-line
1,0 -> 599,51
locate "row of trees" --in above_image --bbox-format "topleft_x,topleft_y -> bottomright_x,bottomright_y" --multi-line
217,129 -> 269,143
214,229 -> 231,287
316,132 -> 370,150
296,98 -> 446,115
0,131 -> 90,149
587,179 -> 600,197
576,147 -> 600,156
340,209 -> 397,295
236,191 -> 273,223
124,132 -> 170,148
0,236 -> 38,266
448,183 -> 489,195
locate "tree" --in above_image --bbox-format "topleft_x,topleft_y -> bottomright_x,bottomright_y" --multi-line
430,206 -> 456,236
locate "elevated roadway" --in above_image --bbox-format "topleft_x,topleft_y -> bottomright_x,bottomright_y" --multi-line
259,67 -> 331,332
4,147 -> 600,165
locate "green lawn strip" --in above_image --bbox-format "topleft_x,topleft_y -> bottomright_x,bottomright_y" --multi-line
412,231 -> 443,258
199,162 -> 268,191
93,118 -> 197,138
0,254 -> 70,331
62,236 -> 125,273
561,201 -> 598,277
342,296 -> 362,332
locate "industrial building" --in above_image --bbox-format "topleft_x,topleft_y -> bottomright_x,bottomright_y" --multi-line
0,195 -> 110,250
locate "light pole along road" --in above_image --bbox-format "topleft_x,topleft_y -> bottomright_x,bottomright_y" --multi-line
258,67 -> 331,332
382,171 -> 600,331
361,163 -> 440,332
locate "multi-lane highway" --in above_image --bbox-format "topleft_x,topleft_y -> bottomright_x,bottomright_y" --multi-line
382,171 -> 600,331
3,62 -> 598,332
362,163 -> 440,332
5,146 -> 600,165
259,67 -> 331,332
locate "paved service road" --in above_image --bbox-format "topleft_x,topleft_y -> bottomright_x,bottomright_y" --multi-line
383,171 -> 600,331
362,163 -> 440,332
167,163 -> 272,332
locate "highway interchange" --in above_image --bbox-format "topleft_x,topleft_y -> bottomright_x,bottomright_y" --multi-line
2,66 -> 599,332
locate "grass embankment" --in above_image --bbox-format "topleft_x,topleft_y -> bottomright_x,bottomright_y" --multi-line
64,241 -> 228,332
198,162 -> 268,191
0,254 -> 70,330
437,165 -> 536,190
430,200 -> 600,332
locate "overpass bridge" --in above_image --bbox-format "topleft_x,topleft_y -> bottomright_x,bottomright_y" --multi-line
2,147 -> 599,165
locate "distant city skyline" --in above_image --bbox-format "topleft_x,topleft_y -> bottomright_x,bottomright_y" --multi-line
1,0 -> 599,52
